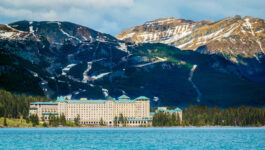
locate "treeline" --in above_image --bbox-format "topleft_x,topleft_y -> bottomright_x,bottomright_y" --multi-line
152,105 -> 265,126
25,113 -> 77,127
113,114 -> 128,127
0,89 -> 49,119
182,105 -> 265,126
152,111 -> 181,126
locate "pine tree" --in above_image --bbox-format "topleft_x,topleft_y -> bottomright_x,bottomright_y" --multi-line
114,116 -> 118,127
4,117 -> 7,126
99,118 -> 104,126
60,114 -> 66,126
43,121 -> 48,127
74,114 -> 80,126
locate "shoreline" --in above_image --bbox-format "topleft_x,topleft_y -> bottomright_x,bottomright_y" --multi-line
1,125 -> 265,128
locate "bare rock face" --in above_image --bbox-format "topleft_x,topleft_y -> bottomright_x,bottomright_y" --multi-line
116,16 -> 265,59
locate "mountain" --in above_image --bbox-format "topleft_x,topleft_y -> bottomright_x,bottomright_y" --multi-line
116,16 -> 265,85
0,20 -> 128,99
1,20 -> 265,107
117,16 -> 265,58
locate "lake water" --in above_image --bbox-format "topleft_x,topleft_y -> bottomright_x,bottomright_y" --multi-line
0,127 -> 264,150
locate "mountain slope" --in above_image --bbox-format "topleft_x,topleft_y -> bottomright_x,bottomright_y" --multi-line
0,20 -> 128,99
117,16 -> 265,86
116,16 -> 265,58
1,20 -> 265,107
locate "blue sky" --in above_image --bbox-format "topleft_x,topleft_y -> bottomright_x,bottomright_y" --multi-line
0,0 -> 264,36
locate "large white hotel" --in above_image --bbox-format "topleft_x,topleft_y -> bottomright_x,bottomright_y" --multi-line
30,95 -> 182,127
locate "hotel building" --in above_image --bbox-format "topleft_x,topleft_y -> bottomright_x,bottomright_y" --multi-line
29,95 -> 182,126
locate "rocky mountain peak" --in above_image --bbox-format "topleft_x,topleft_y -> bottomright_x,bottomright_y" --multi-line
3,20 -> 117,46
116,16 -> 265,59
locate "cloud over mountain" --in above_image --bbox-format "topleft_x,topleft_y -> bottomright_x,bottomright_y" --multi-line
0,0 -> 264,35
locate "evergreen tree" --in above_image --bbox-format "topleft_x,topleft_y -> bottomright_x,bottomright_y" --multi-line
48,114 -> 52,125
4,117 -> 7,126
119,113 -> 124,125
114,116 -> 118,127
74,114 -> 80,126
99,118 -> 104,126
60,114 -> 66,126
43,122 -> 48,127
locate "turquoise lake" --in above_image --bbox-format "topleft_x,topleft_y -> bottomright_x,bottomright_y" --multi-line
0,127 -> 264,149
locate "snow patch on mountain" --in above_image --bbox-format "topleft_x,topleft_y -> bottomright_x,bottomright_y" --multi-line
119,32 -> 135,40
0,32 -> 14,38
244,18 -> 265,54
29,21 -> 34,35
62,64 -> 76,76
188,65 -> 201,103
102,88 -> 109,97
91,72 -> 111,80
57,22 -> 81,42
116,42 -> 129,53
135,57 -> 167,67
82,62 -> 92,83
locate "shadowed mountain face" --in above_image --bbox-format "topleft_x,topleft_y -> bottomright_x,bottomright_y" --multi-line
1,20 -> 265,107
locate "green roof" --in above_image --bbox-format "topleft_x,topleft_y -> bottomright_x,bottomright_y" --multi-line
135,96 -> 150,100
156,107 -> 182,113
118,95 -> 130,100
33,95 -> 151,105
30,102 -> 57,105
42,113 -> 59,115
56,96 -> 66,102
66,100 -> 106,104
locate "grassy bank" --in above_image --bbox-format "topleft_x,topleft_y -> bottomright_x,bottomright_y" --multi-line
0,118 -> 35,127
0,117 -> 78,128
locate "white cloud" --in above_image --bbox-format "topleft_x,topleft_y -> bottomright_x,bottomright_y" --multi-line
0,0 -> 264,35
0,6 -> 32,18
0,0 -> 134,9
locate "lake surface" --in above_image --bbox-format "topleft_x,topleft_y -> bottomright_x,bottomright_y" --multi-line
0,127 -> 264,150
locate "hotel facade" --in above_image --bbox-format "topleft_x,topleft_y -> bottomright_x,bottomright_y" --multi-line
29,95 -> 182,127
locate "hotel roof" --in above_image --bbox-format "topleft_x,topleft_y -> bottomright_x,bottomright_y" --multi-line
135,96 -> 149,100
31,102 -> 58,105
118,95 -> 130,100
156,107 -> 182,113
30,95 -> 150,105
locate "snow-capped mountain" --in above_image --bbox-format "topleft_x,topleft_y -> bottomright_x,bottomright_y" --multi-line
116,16 -> 265,59
117,17 -> 212,44
0,20 -> 128,99
1,20 -> 265,107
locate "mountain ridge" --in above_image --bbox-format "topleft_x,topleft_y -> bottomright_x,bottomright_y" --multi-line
1,19 -> 265,107
116,15 -> 265,59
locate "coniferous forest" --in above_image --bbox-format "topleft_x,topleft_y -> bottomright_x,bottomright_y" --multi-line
152,105 -> 265,126
0,89 -> 49,119
0,89 -> 265,127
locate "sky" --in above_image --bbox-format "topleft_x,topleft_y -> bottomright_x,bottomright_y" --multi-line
0,0 -> 264,36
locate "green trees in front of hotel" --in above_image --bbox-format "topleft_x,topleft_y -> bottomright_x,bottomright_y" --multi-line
60,114 -> 66,126
113,114 -> 127,127
47,114 -> 69,127
29,114 -> 39,126
48,114 -> 59,126
119,113 -> 128,127
74,114 -> 80,126
99,118 -> 104,126
152,111 -> 180,126
43,122 -> 48,127
114,116 -> 118,127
